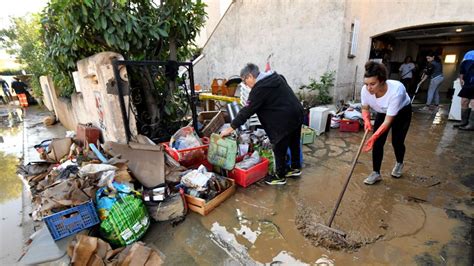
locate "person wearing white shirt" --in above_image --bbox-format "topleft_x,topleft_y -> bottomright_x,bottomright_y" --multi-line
361,61 -> 412,185
399,56 -> 415,95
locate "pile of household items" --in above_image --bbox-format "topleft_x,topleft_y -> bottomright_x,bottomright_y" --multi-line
12,114 -> 270,263
18,99 -> 364,263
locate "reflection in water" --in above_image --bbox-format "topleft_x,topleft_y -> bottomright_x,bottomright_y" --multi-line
0,106 -> 24,264
234,209 -> 261,244
0,107 -> 23,128
272,251 -> 308,265
0,107 -> 23,203
0,151 -> 22,203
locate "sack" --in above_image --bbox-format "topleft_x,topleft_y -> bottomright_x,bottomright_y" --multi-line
207,133 -> 237,170
96,183 -> 150,247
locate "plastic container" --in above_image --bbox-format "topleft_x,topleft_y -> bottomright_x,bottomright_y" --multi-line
77,123 -> 101,147
339,119 -> 360,132
228,157 -> 269,188
309,107 -> 330,135
211,78 -> 226,95
161,138 -> 209,167
43,200 -> 99,241
301,126 -> 315,145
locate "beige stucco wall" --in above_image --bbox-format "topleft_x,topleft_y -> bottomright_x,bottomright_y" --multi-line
338,0 -> 474,101
194,0 -> 473,103
40,52 -> 136,143
193,0 -> 347,94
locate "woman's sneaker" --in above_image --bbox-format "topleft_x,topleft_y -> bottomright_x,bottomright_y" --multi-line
286,168 -> 302,178
264,175 -> 287,185
363,171 -> 382,185
391,162 -> 404,178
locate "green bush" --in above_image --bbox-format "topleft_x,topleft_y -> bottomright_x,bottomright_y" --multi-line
298,71 -> 335,108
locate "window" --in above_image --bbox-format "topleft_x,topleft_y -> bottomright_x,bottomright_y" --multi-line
444,54 -> 456,64
348,19 -> 360,58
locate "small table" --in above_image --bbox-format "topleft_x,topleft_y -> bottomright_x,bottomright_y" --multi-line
199,93 -> 240,111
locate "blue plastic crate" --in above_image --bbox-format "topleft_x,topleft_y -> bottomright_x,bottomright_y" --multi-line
43,200 -> 99,241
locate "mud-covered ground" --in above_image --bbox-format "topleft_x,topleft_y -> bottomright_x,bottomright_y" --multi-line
3,105 -> 471,265
144,106 -> 473,265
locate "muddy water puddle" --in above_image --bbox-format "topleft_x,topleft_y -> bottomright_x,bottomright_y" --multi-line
136,109 -> 473,265
0,107 -> 24,264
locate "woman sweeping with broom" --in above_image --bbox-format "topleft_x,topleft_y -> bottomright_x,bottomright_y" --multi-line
361,61 -> 412,185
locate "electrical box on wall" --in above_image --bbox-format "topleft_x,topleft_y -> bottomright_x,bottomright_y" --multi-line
348,19 -> 360,58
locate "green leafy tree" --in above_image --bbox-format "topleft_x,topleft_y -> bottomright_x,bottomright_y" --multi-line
41,0 -> 207,97
0,14 -> 49,97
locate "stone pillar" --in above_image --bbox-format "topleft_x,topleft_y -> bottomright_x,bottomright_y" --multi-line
76,52 -> 136,143
39,52 -> 137,144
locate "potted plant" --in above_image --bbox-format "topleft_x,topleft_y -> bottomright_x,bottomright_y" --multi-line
297,71 -> 335,124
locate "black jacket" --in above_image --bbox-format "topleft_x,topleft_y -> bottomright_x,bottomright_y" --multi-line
231,72 -> 304,144
11,81 -> 28,94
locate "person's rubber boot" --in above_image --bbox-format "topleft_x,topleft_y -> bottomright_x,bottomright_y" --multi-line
453,108 -> 470,128
459,111 -> 474,131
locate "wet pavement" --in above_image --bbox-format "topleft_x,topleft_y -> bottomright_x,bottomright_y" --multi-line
0,106 -> 25,264
0,105 -> 65,265
143,105 -> 473,265
1,104 -> 472,265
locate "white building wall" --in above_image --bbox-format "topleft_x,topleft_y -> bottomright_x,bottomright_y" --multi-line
194,0 -> 473,102
194,0 -> 346,94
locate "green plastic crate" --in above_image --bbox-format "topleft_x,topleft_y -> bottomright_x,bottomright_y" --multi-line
301,126 -> 315,145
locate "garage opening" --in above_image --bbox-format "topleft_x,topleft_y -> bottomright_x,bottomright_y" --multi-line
369,23 -> 474,104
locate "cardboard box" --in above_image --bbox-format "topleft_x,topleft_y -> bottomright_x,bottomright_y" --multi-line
184,178 -> 235,216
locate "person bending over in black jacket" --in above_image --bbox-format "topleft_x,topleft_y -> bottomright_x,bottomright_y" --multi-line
221,63 -> 304,185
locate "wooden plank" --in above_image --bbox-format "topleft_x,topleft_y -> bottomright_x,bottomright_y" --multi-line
184,194 -> 205,207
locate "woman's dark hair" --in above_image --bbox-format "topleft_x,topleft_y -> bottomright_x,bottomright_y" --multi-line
426,52 -> 441,62
404,56 -> 412,63
364,61 -> 388,82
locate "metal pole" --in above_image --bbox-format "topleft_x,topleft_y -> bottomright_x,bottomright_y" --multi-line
187,63 -> 199,135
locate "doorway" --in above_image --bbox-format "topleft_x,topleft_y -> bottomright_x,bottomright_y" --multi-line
369,23 -> 474,104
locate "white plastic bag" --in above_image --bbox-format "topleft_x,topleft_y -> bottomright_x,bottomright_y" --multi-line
170,126 -> 202,150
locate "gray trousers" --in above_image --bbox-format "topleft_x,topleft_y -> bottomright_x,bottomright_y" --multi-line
426,75 -> 444,105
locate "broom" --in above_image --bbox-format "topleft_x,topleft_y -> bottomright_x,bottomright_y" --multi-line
313,129 -> 369,245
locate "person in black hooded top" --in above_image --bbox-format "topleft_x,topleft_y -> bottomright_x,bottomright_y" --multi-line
221,63 -> 304,185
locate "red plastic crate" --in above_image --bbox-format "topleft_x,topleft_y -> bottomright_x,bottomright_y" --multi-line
228,157 -> 269,188
161,137 -> 209,167
339,119 -> 360,132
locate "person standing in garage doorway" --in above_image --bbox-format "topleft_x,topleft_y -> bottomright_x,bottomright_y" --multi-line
421,52 -> 444,110
399,56 -> 416,96
453,50 -> 474,131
